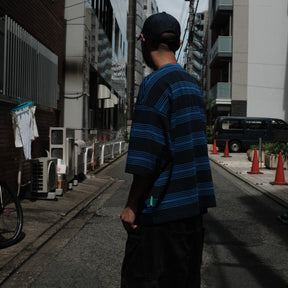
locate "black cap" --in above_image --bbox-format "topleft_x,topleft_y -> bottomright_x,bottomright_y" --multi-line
138,12 -> 181,41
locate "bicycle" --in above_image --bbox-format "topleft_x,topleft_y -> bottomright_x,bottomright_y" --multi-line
0,180 -> 23,248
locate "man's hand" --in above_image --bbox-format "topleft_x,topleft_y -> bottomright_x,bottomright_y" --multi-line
120,207 -> 138,232
121,174 -> 154,232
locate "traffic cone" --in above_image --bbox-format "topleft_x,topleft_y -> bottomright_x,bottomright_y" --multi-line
222,141 -> 231,157
248,148 -> 263,174
270,152 -> 288,185
211,139 -> 218,155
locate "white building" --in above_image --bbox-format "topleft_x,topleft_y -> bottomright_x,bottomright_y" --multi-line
208,0 -> 288,121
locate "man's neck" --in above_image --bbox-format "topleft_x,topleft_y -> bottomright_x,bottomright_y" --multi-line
151,50 -> 177,70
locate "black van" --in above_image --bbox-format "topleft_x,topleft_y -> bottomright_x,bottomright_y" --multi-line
213,116 -> 288,152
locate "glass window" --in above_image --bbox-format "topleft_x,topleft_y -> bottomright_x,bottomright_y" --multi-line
114,20 -> 120,56
222,119 -> 242,130
246,120 -> 267,130
271,119 -> 288,129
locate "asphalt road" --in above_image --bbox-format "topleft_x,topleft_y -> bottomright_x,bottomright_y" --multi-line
2,156 -> 288,287
202,162 -> 288,288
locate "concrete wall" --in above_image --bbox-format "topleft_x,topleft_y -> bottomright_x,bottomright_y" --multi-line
232,0 -> 249,104
64,0 -> 86,139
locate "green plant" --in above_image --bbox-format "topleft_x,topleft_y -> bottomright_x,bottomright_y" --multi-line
249,144 -> 258,151
249,142 -> 288,159
206,126 -> 213,144
261,142 -> 288,159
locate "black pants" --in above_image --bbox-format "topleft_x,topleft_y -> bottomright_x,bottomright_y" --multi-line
121,215 -> 204,288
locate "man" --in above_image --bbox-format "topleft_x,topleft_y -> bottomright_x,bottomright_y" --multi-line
121,12 -> 216,288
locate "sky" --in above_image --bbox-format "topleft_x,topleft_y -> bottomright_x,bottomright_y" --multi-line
157,0 -> 208,31
156,0 -> 209,62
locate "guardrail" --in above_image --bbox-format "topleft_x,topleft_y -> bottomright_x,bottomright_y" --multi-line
84,140 -> 126,174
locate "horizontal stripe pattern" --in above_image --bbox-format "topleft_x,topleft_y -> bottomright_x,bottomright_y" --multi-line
126,64 -> 216,224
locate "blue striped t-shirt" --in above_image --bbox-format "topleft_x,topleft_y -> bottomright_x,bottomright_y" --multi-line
126,64 -> 216,224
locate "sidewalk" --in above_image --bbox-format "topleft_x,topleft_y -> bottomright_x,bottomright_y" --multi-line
0,155 -> 124,285
209,148 -> 288,209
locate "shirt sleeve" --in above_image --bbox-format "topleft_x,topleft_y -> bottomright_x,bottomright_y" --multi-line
125,103 -> 169,176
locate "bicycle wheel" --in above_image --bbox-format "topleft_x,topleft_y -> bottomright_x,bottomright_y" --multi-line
0,181 -> 23,248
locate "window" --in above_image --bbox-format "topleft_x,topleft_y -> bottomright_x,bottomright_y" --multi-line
114,19 -> 120,56
222,119 -> 242,130
271,119 -> 288,130
96,0 -> 113,41
0,18 -> 4,92
85,0 -> 92,8
246,120 -> 267,130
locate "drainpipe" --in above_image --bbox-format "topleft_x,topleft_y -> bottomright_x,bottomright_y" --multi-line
127,0 -> 136,125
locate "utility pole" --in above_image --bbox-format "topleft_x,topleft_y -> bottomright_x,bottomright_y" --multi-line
127,0 -> 136,124
186,0 -> 195,74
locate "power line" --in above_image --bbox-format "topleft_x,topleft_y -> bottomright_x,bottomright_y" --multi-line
181,0 -> 200,70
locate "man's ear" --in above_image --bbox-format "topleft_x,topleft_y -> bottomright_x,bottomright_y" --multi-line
140,33 -> 146,42
173,40 -> 182,52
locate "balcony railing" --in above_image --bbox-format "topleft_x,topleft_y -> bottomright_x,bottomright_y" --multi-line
209,36 -> 232,65
209,82 -> 231,104
210,0 -> 233,29
193,51 -> 203,60
194,29 -> 203,38
215,0 -> 233,12
193,38 -> 203,49
192,60 -> 202,71
192,72 -> 201,82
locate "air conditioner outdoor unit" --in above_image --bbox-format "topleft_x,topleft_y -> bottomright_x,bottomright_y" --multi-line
49,127 -> 75,183
75,139 -> 86,177
31,157 -> 57,193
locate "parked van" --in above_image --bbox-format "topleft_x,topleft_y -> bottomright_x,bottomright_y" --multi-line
213,116 -> 288,152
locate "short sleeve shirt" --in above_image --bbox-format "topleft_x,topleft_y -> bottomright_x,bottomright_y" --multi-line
126,64 -> 216,224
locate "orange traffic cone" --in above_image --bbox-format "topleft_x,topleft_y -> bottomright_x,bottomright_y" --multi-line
211,139 -> 218,155
248,148 -> 263,174
270,152 -> 288,185
222,141 -> 231,157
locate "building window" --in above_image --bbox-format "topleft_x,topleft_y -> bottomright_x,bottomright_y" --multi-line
96,0 -> 113,41
115,19 -> 120,56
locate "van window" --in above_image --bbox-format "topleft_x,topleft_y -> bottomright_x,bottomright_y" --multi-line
271,119 -> 288,129
246,120 -> 267,130
222,119 -> 242,130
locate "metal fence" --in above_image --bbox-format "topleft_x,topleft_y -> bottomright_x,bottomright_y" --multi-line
84,140 -> 127,174
1,15 -> 58,108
